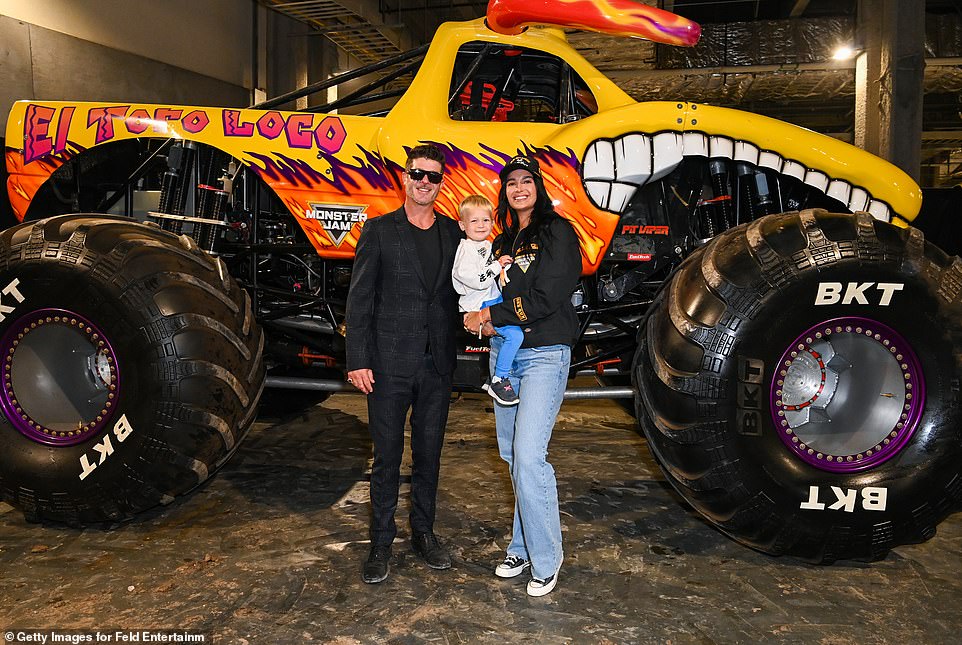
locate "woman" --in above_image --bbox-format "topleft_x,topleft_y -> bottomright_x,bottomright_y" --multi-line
464,154 -> 581,596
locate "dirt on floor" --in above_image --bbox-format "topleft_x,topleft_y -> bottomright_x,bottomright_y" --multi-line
1,393 -> 961,644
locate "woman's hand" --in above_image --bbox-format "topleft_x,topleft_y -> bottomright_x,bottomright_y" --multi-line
463,309 -> 497,337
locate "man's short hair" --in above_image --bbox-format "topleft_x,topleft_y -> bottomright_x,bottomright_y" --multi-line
407,144 -> 446,172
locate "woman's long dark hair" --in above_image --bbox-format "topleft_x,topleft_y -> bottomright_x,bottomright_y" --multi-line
495,168 -> 560,250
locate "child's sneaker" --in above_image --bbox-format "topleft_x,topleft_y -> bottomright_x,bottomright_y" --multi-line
483,377 -> 519,406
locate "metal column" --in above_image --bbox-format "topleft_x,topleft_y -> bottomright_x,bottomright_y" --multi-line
855,0 -> 925,182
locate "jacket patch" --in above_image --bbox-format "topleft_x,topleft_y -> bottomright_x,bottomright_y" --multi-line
514,253 -> 535,272
513,297 -> 527,321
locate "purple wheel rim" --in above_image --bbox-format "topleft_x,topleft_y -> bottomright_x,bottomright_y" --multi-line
769,316 -> 925,473
0,308 -> 120,446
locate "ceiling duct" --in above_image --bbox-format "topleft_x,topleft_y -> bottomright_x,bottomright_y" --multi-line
260,0 -> 402,64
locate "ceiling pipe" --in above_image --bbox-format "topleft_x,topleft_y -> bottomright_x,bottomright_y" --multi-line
604,56 -> 962,80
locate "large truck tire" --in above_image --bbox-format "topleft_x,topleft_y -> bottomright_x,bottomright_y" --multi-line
633,209 -> 962,563
0,215 -> 265,525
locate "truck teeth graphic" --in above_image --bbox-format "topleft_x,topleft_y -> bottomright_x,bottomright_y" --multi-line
582,132 -> 892,222
582,132 -> 682,214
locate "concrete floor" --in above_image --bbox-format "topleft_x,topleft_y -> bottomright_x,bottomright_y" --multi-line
2,393 -> 962,644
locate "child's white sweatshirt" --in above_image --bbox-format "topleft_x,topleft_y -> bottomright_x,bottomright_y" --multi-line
452,238 -> 503,312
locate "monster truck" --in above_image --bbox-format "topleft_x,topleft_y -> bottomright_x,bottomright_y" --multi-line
3,0 -> 961,563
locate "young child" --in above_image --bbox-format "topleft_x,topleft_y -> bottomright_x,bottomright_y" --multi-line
452,195 -> 523,406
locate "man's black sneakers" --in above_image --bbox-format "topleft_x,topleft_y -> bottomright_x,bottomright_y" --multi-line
362,545 -> 391,583
411,532 -> 451,570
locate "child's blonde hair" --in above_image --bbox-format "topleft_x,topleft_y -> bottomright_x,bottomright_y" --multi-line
458,194 -> 494,220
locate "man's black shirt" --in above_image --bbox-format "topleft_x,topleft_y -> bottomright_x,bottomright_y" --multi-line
408,216 -> 442,289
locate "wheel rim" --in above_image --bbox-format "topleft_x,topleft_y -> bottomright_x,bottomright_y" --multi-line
0,309 -> 120,446
770,316 -> 924,473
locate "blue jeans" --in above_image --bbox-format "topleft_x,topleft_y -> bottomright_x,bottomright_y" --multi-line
489,336 -> 570,579
482,296 -> 523,378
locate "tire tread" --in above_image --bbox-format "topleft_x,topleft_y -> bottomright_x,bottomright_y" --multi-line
0,215 -> 264,525
635,208 -> 962,562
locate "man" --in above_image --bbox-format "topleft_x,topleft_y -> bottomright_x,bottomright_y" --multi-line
345,144 -> 462,584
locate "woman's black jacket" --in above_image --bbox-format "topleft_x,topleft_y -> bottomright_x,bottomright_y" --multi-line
490,215 -> 581,349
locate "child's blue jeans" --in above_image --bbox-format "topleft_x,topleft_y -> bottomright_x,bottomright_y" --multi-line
482,296 -> 524,378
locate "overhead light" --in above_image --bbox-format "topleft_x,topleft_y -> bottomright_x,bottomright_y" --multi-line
832,44 -> 859,61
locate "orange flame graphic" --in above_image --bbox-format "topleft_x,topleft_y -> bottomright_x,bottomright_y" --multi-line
5,149 -> 63,222
9,142 -> 617,275
436,148 -> 614,273
252,145 -> 616,274
486,0 -> 700,46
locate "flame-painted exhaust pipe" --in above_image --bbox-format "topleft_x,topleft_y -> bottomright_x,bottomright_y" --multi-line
485,0 -> 700,46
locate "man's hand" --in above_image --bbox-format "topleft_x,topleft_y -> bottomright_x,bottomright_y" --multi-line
498,255 -> 513,267
463,311 -> 481,335
347,368 -> 375,394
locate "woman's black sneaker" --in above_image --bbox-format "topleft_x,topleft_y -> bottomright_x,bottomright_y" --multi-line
495,554 -> 531,578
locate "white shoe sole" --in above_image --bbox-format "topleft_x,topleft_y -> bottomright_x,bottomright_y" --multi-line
495,560 -> 530,578
526,572 -> 558,596
526,558 -> 562,597
482,382 -> 520,406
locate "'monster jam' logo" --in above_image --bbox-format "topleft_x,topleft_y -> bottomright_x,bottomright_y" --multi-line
305,203 -> 368,245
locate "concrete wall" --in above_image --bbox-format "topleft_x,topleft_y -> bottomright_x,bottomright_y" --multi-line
1,0 -> 253,87
0,2 -> 362,225
0,2 -> 342,124
0,15 -> 250,126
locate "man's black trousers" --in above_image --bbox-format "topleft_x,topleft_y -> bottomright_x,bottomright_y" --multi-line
367,353 -> 451,546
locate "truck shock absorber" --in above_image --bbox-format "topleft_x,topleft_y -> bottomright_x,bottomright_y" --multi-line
696,158 -> 733,239
752,170 -> 775,218
736,162 -> 776,223
155,141 -> 197,233
194,184 -> 229,253
735,161 -> 754,224
709,158 -> 733,230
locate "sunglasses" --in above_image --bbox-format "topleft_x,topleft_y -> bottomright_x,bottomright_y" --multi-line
407,168 -> 444,184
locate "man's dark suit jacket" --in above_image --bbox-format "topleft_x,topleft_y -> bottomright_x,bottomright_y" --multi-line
345,207 -> 462,377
